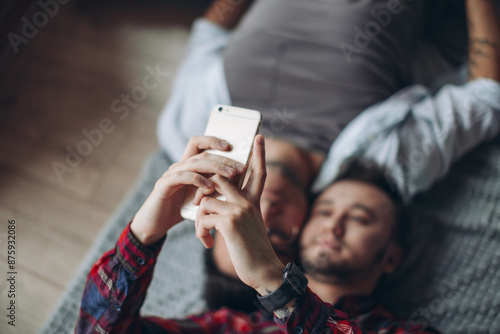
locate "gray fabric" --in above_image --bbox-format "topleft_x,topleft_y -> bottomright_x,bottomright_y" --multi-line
224,0 -> 467,155
378,135 -> 500,333
41,135 -> 500,333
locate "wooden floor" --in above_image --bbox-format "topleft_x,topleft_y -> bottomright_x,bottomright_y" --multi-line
0,2 -> 203,333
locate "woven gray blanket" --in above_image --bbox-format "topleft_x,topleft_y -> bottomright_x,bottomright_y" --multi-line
40,135 -> 500,334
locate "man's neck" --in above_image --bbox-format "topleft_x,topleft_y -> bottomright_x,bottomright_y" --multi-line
306,274 -> 375,304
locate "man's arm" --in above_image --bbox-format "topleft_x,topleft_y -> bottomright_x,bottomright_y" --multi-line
466,0 -> 500,81
204,0 -> 254,29
78,224 -> 262,334
75,136 -> 247,333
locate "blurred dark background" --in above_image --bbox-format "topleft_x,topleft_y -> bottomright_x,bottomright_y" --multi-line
0,1 -> 210,332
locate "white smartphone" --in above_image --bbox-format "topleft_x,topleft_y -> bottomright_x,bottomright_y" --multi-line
180,105 -> 262,221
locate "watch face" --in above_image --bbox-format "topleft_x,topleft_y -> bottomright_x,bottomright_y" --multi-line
258,263 -> 308,312
285,263 -> 308,294
283,262 -> 293,275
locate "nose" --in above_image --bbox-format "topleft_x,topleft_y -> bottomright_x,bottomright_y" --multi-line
323,214 -> 345,238
261,198 -> 297,245
261,198 -> 283,227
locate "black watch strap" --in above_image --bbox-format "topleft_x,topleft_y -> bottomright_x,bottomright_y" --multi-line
257,263 -> 308,312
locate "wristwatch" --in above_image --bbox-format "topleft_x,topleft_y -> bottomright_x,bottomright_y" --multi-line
257,262 -> 308,312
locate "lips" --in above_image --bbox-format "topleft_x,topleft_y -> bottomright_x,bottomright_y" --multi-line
317,238 -> 342,252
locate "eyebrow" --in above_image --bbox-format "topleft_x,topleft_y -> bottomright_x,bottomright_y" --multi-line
313,199 -> 377,220
314,199 -> 333,206
266,161 -> 305,191
351,204 -> 376,220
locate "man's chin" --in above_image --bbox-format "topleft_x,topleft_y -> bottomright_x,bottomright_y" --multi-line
301,246 -> 342,267
308,264 -> 362,283
300,253 -> 359,281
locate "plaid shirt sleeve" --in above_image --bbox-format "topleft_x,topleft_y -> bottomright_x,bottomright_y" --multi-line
75,222 -> 282,334
275,288 -> 441,334
76,222 -> 170,334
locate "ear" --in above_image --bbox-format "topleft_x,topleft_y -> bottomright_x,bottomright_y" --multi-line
381,243 -> 403,274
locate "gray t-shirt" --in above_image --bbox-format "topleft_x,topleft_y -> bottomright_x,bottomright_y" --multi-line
224,0 -> 467,154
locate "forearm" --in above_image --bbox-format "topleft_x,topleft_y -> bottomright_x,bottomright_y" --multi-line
467,0 -> 500,81
204,0 -> 254,29
130,191 -> 179,246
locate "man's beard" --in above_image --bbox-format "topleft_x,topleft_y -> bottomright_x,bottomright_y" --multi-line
299,239 -> 387,284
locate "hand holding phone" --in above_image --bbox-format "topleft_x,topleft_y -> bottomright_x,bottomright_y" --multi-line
180,105 -> 262,221
131,135 -> 245,246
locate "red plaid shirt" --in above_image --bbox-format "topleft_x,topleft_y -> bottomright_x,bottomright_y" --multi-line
76,223 -> 439,334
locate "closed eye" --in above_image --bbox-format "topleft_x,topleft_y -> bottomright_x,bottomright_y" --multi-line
349,216 -> 370,224
313,209 -> 332,217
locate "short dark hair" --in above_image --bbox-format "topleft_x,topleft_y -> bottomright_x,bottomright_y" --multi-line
203,247 -> 259,313
329,157 -> 409,253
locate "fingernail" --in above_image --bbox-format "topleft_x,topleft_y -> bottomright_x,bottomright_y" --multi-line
220,140 -> 229,148
224,166 -> 236,175
204,179 -> 214,187
236,163 -> 246,173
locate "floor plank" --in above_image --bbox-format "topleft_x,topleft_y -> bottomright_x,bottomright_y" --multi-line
91,127 -> 159,209
0,166 -> 109,243
0,207 -> 89,288
0,1 -> 199,332
0,257 -> 64,334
